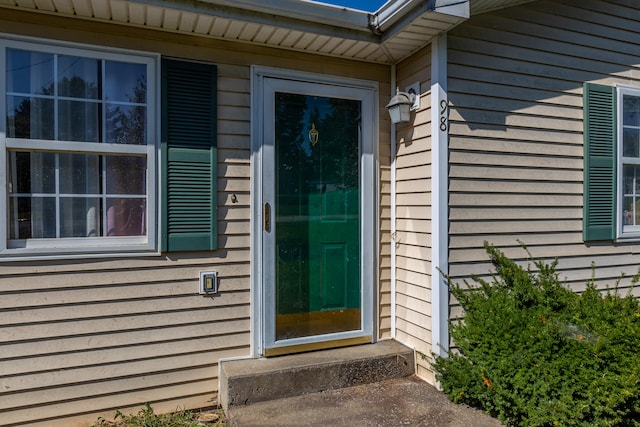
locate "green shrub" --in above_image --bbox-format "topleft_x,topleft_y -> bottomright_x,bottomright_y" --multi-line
432,242 -> 640,426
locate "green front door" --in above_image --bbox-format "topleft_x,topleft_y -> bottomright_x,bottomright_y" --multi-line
274,92 -> 361,341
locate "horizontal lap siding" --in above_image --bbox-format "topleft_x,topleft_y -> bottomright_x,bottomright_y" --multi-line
380,87 -> 394,340
394,45 -> 434,382
379,193 -> 393,337
0,10 -> 390,426
447,0 -> 640,307
0,257 -> 250,427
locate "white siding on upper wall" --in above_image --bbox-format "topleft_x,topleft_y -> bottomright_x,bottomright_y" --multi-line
0,9 -> 390,426
447,0 -> 640,303
394,44 -> 435,383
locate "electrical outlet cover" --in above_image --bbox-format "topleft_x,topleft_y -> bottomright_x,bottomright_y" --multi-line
199,271 -> 218,295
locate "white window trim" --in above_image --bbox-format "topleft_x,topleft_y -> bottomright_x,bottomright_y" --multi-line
616,84 -> 640,240
0,35 -> 161,260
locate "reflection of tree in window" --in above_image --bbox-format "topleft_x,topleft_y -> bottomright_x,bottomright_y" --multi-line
106,77 -> 147,145
8,72 -> 146,144
58,74 -> 98,98
314,98 -> 360,190
7,97 -> 54,140
276,93 -> 310,216
6,57 -> 148,240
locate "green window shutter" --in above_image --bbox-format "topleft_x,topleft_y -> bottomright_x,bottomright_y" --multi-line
583,83 -> 616,241
161,59 -> 217,252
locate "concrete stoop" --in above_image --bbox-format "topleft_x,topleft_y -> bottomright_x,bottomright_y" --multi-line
218,339 -> 415,412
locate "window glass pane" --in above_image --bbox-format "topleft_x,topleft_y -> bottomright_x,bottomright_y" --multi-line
9,197 -> 56,239
622,166 -> 640,227
106,198 -> 146,236
59,153 -> 101,194
60,197 -> 102,237
58,55 -> 100,99
106,156 -> 146,194
623,196 -> 634,226
623,95 -> 640,127
106,104 -> 146,145
623,165 -> 635,194
105,61 -> 146,103
9,151 -> 56,194
58,100 -> 100,142
7,96 -> 55,139
623,129 -> 640,158
6,49 -> 54,95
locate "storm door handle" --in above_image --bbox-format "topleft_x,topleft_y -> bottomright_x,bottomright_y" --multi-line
264,202 -> 271,232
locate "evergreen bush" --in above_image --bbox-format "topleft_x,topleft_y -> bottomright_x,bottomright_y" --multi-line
432,242 -> 640,426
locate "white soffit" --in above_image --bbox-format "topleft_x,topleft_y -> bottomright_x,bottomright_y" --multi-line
0,0 -> 386,62
0,0 -> 531,64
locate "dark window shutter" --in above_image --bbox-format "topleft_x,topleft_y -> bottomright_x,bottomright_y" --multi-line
161,59 -> 217,252
583,83 -> 616,241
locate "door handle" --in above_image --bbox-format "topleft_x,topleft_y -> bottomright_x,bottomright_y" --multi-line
264,202 -> 271,232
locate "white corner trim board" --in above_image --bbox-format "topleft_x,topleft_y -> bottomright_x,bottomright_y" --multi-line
430,33 -> 450,360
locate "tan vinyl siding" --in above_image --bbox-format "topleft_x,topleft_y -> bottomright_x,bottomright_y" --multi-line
0,256 -> 250,427
394,44 -> 434,382
447,0 -> 640,302
379,204 -> 393,337
379,93 -> 394,339
0,9 -> 390,426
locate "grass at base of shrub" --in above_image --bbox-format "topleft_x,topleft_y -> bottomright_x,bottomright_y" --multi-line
432,242 -> 640,427
92,402 -> 229,427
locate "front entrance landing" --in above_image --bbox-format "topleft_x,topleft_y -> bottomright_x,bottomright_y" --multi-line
219,340 -> 414,412
227,376 -> 504,427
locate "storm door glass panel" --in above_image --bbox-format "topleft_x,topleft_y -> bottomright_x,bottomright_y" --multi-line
274,92 -> 361,341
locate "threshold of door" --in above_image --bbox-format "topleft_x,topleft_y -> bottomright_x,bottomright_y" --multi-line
264,335 -> 371,357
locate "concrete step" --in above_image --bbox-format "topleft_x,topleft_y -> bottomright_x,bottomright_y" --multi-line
219,340 -> 414,412
227,376 -> 504,427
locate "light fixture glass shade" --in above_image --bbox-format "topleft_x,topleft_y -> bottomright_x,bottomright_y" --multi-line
386,88 -> 414,124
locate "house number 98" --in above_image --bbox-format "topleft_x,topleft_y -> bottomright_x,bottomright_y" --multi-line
440,99 -> 448,132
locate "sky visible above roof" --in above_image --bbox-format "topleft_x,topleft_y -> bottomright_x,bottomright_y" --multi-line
314,0 -> 387,12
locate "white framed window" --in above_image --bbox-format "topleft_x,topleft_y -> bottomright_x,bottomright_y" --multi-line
1,37 -> 158,259
618,86 -> 640,239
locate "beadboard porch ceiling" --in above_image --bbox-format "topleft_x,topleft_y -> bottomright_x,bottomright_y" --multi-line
0,0 -> 534,64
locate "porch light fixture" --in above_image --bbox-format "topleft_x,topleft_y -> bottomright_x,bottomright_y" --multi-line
386,87 -> 416,124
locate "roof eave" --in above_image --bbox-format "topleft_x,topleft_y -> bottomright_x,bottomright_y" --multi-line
128,0 -> 381,43
373,0 -> 469,33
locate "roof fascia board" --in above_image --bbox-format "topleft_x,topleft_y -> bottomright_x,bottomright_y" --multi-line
210,0 -> 370,29
129,0 -> 380,42
374,0 -> 422,30
373,0 -> 469,34
236,0 -> 371,29
436,0 -> 470,18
